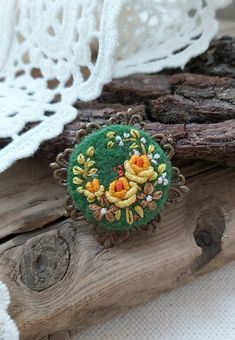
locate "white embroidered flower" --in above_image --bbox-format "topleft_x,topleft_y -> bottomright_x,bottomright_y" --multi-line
133,149 -> 140,155
148,152 -> 160,164
157,172 -> 169,186
154,153 -> 160,159
146,195 -> 153,202
123,132 -> 130,138
115,135 -> 122,142
140,137 -> 146,144
101,208 -> 107,215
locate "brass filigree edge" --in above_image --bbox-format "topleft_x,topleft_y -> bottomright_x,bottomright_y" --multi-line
50,110 -> 188,248
108,108 -> 145,130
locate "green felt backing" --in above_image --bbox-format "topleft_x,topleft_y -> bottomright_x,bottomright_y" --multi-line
67,124 -> 172,231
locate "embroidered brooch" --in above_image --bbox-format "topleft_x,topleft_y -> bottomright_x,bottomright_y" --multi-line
51,110 -> 188,247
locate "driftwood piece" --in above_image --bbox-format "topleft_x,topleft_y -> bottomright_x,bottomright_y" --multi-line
0,157 -> 218,239
39,71 -> 235,166
0,159 -> 234,340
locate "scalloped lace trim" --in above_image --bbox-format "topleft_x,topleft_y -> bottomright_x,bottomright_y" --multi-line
0,282 -> 19,340
0,0 -> 231,172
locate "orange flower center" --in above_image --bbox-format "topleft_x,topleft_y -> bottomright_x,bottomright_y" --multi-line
136,157 -> 144,168
130,155 -> 150,173
115,179 -> 125,192
86,178 -> 100,193
109,177 -> 129,199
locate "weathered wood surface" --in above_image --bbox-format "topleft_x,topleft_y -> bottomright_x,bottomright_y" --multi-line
0,25 -> 235,340
0,159 -> 234,340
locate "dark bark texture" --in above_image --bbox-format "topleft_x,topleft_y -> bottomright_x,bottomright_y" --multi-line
38,37 -> 235,166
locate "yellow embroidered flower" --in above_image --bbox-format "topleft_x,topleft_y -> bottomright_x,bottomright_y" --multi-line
124,155 -> 157,184
106,177 -> 138,208
84,178 -> 104,202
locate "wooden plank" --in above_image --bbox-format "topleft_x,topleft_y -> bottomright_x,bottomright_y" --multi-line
0,157 -> 218,239
0,158 -> 64,239
0,165 -> 234,340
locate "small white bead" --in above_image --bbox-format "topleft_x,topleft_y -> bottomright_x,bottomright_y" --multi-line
133,149 -> 140,155
123,132 -> 130,138
148,153 -> 153,160
119,140 -> 124,146
115,135 -> 122,142
163,178 -> 169,186
101,208 -> 107,215
146,195 -> 152,202
158,177 -> 163,184
140,137 -> 146,144
154,153 -> 160,159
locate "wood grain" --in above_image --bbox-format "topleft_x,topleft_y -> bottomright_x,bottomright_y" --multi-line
0,160 -> 234,340
0,158 -> 64,239
0,157 -> 218,239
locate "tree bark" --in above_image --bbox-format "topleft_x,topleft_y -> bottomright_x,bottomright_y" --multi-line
40,71 -> 235,166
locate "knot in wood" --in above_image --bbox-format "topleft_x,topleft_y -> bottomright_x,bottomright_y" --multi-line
193,203 -> 225,268
20,232 -> 69,291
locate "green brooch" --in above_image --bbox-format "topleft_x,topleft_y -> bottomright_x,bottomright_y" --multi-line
51,110 -> 188,247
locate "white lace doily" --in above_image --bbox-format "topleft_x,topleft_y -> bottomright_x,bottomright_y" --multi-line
0,282 -> 19,340
0,0 -> 232,173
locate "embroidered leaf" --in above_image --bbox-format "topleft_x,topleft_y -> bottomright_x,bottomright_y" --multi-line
158,163 -> 166,174
141,142 -> 146,154
152,191 -> 163,200
148,201 -> 157,210
115,209 -> 121,221
137,193 -> 145,200
106,210 -> 115,222
134,205 -> 144,218
107,141 -> 114,148
94,210 -> 103,221
133,214 -> 140,222
148,144 -> 155,153
100,195 -> 110,208
125,208 -> 134,224
87,168 -> 98,176
73,177 -> 83,185
130,142 -> 139,149
130,129 -> 140,139
141,200 -> 148,208
149,172 -> 158,181
76,186 -> 84,193
77,153 -> 85,164
89,204 -> 99,211
87,146 -> 95,157
73,166 -> 84,175
144,182 -> 154,195
106,131 -> 115,139
85,160 -> 95,168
